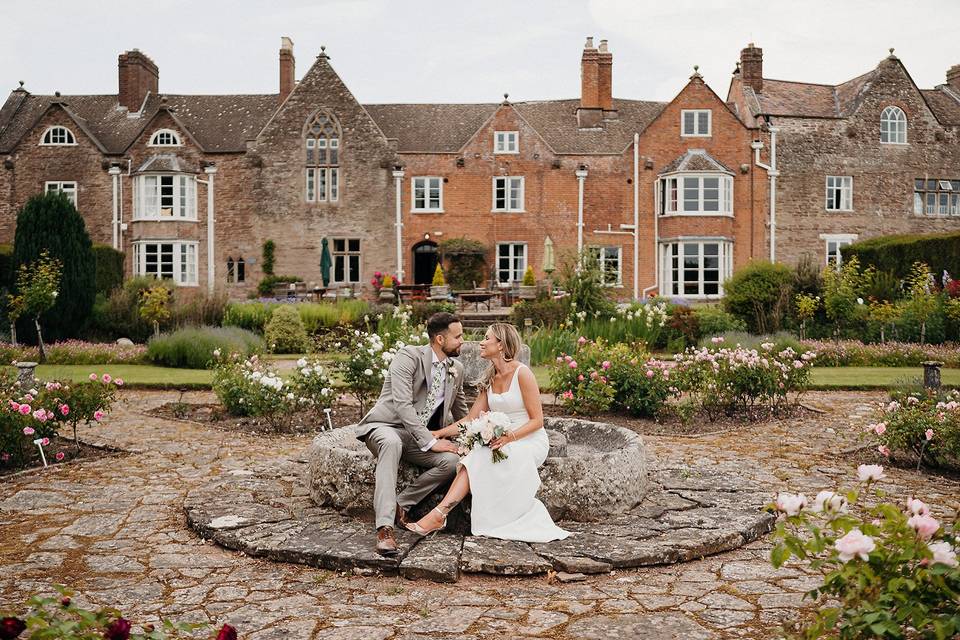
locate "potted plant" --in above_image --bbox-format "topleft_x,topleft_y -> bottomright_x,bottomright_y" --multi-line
378,274 -> 396,302
430,263 -> 449,299
519,265 -> 537,300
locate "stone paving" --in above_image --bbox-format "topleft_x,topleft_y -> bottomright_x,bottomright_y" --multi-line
1,390 -> 958,639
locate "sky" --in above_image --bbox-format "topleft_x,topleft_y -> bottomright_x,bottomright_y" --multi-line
1,0 -> 958,104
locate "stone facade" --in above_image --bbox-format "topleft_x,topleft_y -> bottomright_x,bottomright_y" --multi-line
728,45 -> 960,267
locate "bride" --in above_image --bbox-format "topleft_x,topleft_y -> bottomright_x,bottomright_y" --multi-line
406,322 -> 569,543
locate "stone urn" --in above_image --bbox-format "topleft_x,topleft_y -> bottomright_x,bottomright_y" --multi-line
377,288 -> 396,303
430,285 -> 449,300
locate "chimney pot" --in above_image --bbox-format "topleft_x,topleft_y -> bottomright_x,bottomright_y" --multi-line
599,39 -> 608,53
946,64 -> 960,92
584,36 -> 594,49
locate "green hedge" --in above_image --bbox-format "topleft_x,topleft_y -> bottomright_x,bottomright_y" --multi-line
0,244 -> 13,292
92,244 -> 124,294
842,232 -> 960,280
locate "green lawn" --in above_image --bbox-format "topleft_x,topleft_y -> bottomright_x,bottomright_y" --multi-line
9,364 -> 214,389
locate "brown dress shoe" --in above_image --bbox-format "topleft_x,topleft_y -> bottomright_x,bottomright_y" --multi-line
395,505 -> 411,528
376,526 -> 399,557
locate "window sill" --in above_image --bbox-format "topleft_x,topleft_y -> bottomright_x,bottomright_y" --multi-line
914,213 -> 960,218
39,143 -> 78,147
659,212 -> 733,218
491,209 -> 526,214
494,151 -> 519,155
411,209 -> 444,214
305,200 -> 340,205
131,217 -> 199,222
825,209 -> 855,213
879,142 -> 908,146
680,134 -> 712,138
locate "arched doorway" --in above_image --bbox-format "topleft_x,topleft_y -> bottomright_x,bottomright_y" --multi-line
412,240 -> 439,285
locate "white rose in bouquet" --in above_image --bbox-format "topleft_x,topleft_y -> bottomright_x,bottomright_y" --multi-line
456,411 -> 511,463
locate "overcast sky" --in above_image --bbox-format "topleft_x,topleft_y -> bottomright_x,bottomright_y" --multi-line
2,0 -> 958,104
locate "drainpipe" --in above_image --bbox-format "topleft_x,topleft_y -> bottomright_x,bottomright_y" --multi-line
108,166 -> 121,250
392,168 -> 405,282
632,133 -> 640,300
752,126 -> 779,262
575,165 -> 588,256
196,165 -> 217,292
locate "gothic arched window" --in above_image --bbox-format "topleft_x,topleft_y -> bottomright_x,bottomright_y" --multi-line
880,106 -> 907,144
305,111 -> 341,202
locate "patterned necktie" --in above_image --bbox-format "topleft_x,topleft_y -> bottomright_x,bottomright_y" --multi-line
419,361 -> 445,427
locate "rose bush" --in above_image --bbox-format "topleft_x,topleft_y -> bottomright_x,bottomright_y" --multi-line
866,389 -> 960,471
212,354 -> 299,427
769,465 -> 960,639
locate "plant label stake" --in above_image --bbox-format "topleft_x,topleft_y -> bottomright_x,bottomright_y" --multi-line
324,408 -> 333,431
32,438 -> 48,468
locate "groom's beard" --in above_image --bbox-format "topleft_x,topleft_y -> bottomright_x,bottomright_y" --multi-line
441,343 -> 461,357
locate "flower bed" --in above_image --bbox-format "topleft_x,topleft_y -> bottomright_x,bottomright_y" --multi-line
803,339 -> 960,368
770,465 -> 959,638
0,340 -> 147,366
865,390 -> 960,471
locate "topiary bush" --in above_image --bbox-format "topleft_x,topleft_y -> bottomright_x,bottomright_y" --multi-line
147,326 -> 263,369
693,305 -> 747,338
13,192 -> 96,341
431,263 -> 445,286
722,261 -> 794,334
263,304 -> 309,353
522,265 -> 536,286
91,244 -> 124,294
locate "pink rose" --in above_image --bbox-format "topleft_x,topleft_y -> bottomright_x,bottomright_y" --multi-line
569,360 -> 578,369
906,497 -> 930,516
775,492 -> 807,516
102,374 -> 112,383
32,409 -> 47,422
94,410 -> 105,422
89,373 -> 98,381
601,361 -> 611,370
41,437 -> 49,446
563,355 -> 572,362
925,429 -> 934,441
835,528 -> 875,562
577,336 -> 587,345
22,427 -> 35,436
556,357 -> 563,364
877,445 -> 890,457
577,374 -> 584,381
60,404 -> 69,416
9,401 -> 19,411
590,371 -> 598,380
645,370 -> 654,378
115,379 -> 124,386
18,404 -> 31,415
874,423 -> 886,435
55,452 -> 65,461
908,513 -> 940,540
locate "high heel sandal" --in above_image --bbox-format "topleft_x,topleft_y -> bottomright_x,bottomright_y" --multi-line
405,507 -> 448,537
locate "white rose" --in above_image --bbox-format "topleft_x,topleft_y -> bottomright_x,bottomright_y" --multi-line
928,541 -> 959,568
364,368 -> 373,376
480,425 -> 495,442
856,464 -> 885,482
811,490 -> 846,513
775,492 -> 807,516
834,528 -> 875,563
297,358 -> 307,367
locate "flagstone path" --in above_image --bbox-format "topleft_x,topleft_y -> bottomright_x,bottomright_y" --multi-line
1,390 -> 957,639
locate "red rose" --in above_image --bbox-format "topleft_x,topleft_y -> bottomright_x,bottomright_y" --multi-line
103,618 -> 132,640
0,617 -> 26,640
216,624 -> 238,640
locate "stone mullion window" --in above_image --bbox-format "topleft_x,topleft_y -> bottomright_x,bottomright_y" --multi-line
305,112 -> 341,203
914,179 -> 960,216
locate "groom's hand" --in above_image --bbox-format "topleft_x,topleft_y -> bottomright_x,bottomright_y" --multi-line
430,439 -> 459,454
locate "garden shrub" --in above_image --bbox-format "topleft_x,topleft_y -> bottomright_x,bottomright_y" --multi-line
256,274 -> 303,297
0,243 -> 14,292
510,298 -> 566,328
722,261 -> 794,334
91,244 -> 124,294
522,265 -> 535,286
842,230 -> 960,281
147,326 -> 263,369
410,300 -> 457,325
89,277 -> 170,342
13,192 -> 96,341
867,390 -> 960,470
801,339 -> 960,368
665,305 -> 699,348
262,239 -> 276,275
170,290 -> 230,329
439,237 -> 487,289
559,252 -> 615,318
692,305 -> 746,338
770,466 -> 960,639
289,356 -> 338,415
264,304 -> 309,353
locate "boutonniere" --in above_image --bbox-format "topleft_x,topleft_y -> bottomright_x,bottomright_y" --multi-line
448,367 -> 458,378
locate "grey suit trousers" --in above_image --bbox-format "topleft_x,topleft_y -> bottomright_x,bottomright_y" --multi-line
365,424 -> 460,530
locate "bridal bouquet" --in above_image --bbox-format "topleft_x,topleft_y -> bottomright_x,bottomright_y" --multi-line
457,411 -> 512,463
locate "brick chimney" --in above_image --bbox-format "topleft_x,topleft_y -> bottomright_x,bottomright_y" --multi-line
580,37 -> 600,109
118,49 -> 158,112
947,64 -> 960,93
279,37 -> 296,105
597,39 -> 613,111
740,43 -> 763,93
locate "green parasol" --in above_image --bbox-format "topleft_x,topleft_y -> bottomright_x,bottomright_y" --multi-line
320,237 -> 332,287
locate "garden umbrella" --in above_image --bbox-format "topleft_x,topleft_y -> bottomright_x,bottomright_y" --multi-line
542,236 -> 555,273
320,238 -> 332,287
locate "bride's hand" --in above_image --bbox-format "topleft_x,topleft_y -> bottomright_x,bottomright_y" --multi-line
490,432 -> 515,450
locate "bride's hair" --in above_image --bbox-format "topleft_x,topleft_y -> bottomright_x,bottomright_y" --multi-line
479,322 -> 522,391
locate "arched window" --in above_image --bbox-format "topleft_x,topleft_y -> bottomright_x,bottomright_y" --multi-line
304,111 -> 340,203
40,126 -> 76,146
880,106 -> 907,144
149,129 -> 181,146
226,256 -> 246,284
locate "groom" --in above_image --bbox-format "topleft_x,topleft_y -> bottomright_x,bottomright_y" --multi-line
356,312 -> 468,556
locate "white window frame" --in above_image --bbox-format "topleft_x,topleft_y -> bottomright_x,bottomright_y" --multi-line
411,176 -> 443,212
133,174 -> 198,221
306,166 -> 340,203
39,126 -> 77,146
825,176 -> 853,212
148,129 -> 182,147
496,242 -> 528,283
494,131 -> 519,154
588,245 -> 623,286
820,233 -> 858,266
44,181 -> 78,207
659,239 -> 732,299
492,176 -> 524,212
331,237 -> 361,284
656,173 -> 733,216
132,240 -> 198,286
880,106 -> 907,145
680,110 -> 711,137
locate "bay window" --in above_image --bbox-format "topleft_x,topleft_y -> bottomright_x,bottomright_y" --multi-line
657,174 -> 733,215
133,241 -> 198,286
660,239 -> 733,298
134,174 -> 197,220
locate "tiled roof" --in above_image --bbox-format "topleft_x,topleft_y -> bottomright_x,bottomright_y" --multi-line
0,91 -> 277,154
754,79 -> 840,118
659,149 -> 733,175
364,98 -> 667,154
923,87 -> 960,125
135,154 -> 197,173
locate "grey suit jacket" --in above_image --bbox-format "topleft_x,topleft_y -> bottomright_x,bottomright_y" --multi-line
356,344 -> 469,450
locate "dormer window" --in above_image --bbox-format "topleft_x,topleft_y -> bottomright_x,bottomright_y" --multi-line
880,106 -> 907,144
149,129 -> 181,146
494,131 -> 519,154
40,126 -> 76,146
681,110 -> 711,137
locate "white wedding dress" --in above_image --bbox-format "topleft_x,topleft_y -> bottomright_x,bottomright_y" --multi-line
460,364 -> 570,543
